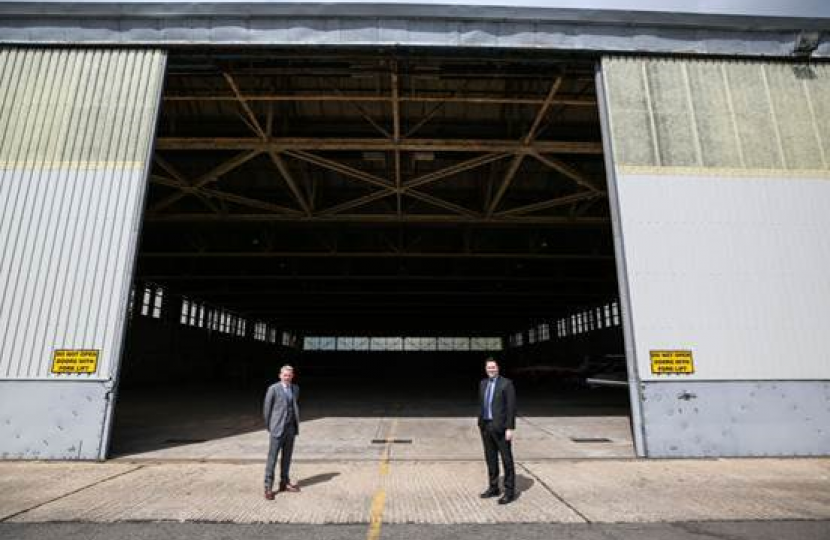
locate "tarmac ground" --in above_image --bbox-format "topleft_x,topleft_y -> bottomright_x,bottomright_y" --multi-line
1,521 -> 829,540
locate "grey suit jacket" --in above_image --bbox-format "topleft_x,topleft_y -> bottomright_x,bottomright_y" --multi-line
263,383 -> 301,439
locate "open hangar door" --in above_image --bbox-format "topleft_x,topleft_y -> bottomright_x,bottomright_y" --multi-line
112,48 -> 634,461
0,48 -> 166,460
599,56 -> 830,457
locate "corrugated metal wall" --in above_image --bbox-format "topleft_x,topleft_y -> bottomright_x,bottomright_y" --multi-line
0,48 -> 165,379
604,58 -> 829,172
602,57 -> 830,381
0,48 -> 165,459
600,56 -> 830,456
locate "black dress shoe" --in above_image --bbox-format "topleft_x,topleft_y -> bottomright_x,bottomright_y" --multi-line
497,493 -> 515,505
480,488 -> 501,499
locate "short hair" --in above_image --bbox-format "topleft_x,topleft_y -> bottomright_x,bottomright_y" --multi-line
485,357 -> 498,366
280,365 -> 294,373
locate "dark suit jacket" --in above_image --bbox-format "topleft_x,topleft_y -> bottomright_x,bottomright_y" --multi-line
477,376 -> 516,431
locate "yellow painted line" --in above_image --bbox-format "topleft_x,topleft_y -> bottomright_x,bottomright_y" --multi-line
366,490 -> 386,540
366,417 -> 398,540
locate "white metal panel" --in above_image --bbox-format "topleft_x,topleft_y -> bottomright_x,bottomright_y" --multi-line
0,48 -> 165,381
602,56 -> 830,382
617,172 -> 830,381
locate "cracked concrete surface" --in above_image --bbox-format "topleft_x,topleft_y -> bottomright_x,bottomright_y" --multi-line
1,458 -> 828,525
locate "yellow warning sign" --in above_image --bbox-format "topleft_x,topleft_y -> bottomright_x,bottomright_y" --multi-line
51,350 -> 99,374
650,350 -> 694,374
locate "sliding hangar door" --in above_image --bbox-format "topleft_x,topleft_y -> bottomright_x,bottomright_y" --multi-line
1,47 -> 828,459
0,48 -> 166,459
600,57 -> 830,456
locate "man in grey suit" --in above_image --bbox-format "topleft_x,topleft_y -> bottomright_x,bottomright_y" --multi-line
478,357 -> 517,505
263,364 -> 301,500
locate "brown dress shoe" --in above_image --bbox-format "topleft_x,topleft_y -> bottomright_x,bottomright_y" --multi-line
279,482 -> 301,493
264,489 -> 275,500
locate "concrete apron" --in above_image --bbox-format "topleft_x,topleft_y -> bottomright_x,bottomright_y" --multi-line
1,458 -> 829,525
111,415 -> 636,462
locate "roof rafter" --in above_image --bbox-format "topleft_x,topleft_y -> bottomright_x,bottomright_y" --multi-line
487,76 -> 564,216
149,150 -> 263,213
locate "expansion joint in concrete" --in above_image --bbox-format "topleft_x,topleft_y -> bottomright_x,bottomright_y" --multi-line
518,462 -> 591,523
0,465 -> 144,523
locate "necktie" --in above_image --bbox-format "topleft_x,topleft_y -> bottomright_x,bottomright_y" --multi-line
485,378 -> 496,419
284,385 -> 295,423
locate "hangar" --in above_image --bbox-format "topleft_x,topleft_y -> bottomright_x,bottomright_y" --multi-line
0,1 -> 828,460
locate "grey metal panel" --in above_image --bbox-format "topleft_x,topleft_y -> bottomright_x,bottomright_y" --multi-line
0,13 -> 826,58
0,48 -> 165,459
640,381 -> 830,457
0,380 -> 110,459
1,1 -> 829,26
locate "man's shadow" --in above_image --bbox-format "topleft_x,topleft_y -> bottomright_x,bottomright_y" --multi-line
298,472 -> 340,489
502,474 -> 534,500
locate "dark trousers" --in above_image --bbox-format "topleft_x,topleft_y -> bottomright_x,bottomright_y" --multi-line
264,421 -> 297,490
480,421 -> 515,494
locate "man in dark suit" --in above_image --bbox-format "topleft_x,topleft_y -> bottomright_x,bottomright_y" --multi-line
478,357 -> 517,504
263,364 -> 301,500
